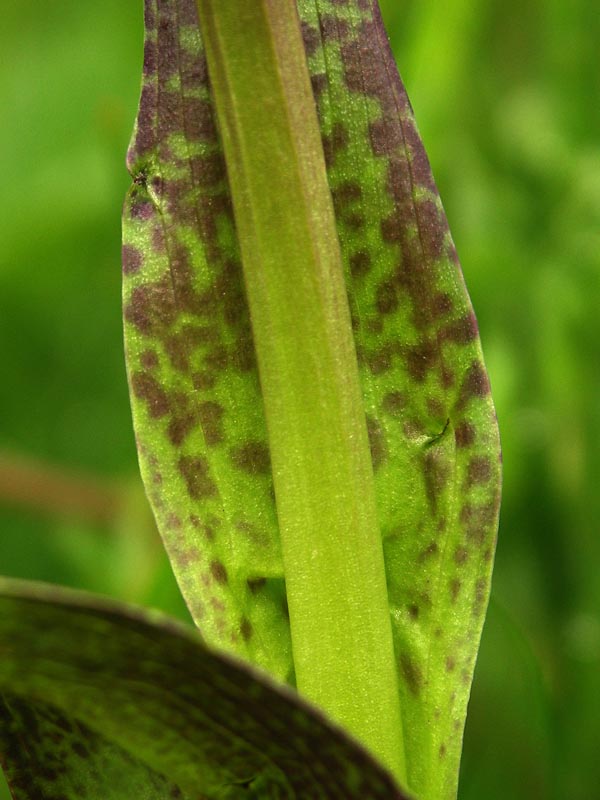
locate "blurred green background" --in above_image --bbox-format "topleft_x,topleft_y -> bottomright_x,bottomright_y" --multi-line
1,1 -> 598,798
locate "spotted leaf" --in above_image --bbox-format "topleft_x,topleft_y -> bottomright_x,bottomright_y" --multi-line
0,579 -> 411,800
299,4 -> 501,798
123,2 -> 501,799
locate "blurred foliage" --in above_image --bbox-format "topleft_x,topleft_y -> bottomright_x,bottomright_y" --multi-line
0,1 -> 598,798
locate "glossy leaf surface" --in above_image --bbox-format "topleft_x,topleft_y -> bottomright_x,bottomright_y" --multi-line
0,578 -> 410,800
123,1 -> 501,797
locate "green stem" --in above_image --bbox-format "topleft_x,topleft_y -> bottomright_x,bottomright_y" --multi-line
195,0 -> 406,782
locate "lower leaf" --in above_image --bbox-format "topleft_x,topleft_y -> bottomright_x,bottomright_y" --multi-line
0,578 -> 412,800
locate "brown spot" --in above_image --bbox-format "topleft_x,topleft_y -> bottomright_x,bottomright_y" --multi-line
380,213 -> 401,243
185,98 -> 217,142
369,118 -> 403,156
198,401 -> 225,446
467,456 -> 493,485
462,502 -> 498,545
415,198 -> 446,261
441,366 -> 455,389
406,339 -> 438,382
431,292 -> 454,319
124,278 -> 177,336
232,441 -> 271,475
375,279 -> 398,314
322,122 -> 349,167
192,371 -> 216,390
178,456 -> 217,499
344,212 -> 365,230
426,397 -> 445,420
454,421 -> 476,448
167,513 -> 182,530
441,312 -> 479,345
231,334 -> 256,372
131,372 -> 170,418
408,604 -> 419,620
240,617 -> 253,642
235,521 -> 270,548
445,656 -> 456,672
140,349 -> 159,370
450,578 -> 461,603
439,743 -> 447,759
210,560 -> 228,585
403,417 -> 426,439
190,153 -> 226,188
459,361 -> 490,407
247,577 -> 267,594
122,244 -> 142,274
418,541 -> 439,562
311,72 -> 328,96
350,251 -> 371,277
301,22 -> 320,57
382,391 -> 406,417
474,577 -> 488,610
205,346 -> 228,372
319,15 -> 350,42
364,344 -> 393,374
168,413 -> 196,446
454,546 -> 469,565
423,449 -> 449,512
332,182 -> 362,210
400,653 -> 423,696
366,415 -> 387,470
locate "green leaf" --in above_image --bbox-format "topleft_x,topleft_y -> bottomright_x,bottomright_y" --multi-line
0,578 -> 411,800
122,1 -> 501,797
123,0 -> 291,681
300,5 -> 502,798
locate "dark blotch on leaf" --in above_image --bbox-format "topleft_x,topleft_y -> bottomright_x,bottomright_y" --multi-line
382,391 -> 406,417
454,421 -> 476,448
178,456 -> 217,499
240,618 -> 253,642
467,456 -> 493,486
400,653 -> 423,696
198,401 -> 225,446
350,251 -> 371,278
366,416 -> 387,471
231,442 -> 271,475
210,560 -> 228,585
441,312 -> 479,345
450,578 -> 461,603
459,361 -> 491,407
131,373 -> 170,418
122,244 -> 142,275
375,280 -> 398,315
247,577 -> 267,594
301,21 -> 320,57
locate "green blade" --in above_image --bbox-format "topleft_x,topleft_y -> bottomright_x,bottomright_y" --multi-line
123,2 -> 501,797
123,0 -> 290,679
298,4 -> 501,797
0,578 -> 411,800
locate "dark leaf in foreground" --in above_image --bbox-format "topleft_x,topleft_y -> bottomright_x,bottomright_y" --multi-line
0,578 -> 411,799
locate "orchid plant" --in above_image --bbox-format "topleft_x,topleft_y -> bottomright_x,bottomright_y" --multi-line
0,1 -> 501,798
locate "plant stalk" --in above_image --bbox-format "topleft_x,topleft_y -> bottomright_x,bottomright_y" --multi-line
195,0 -> 406,782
